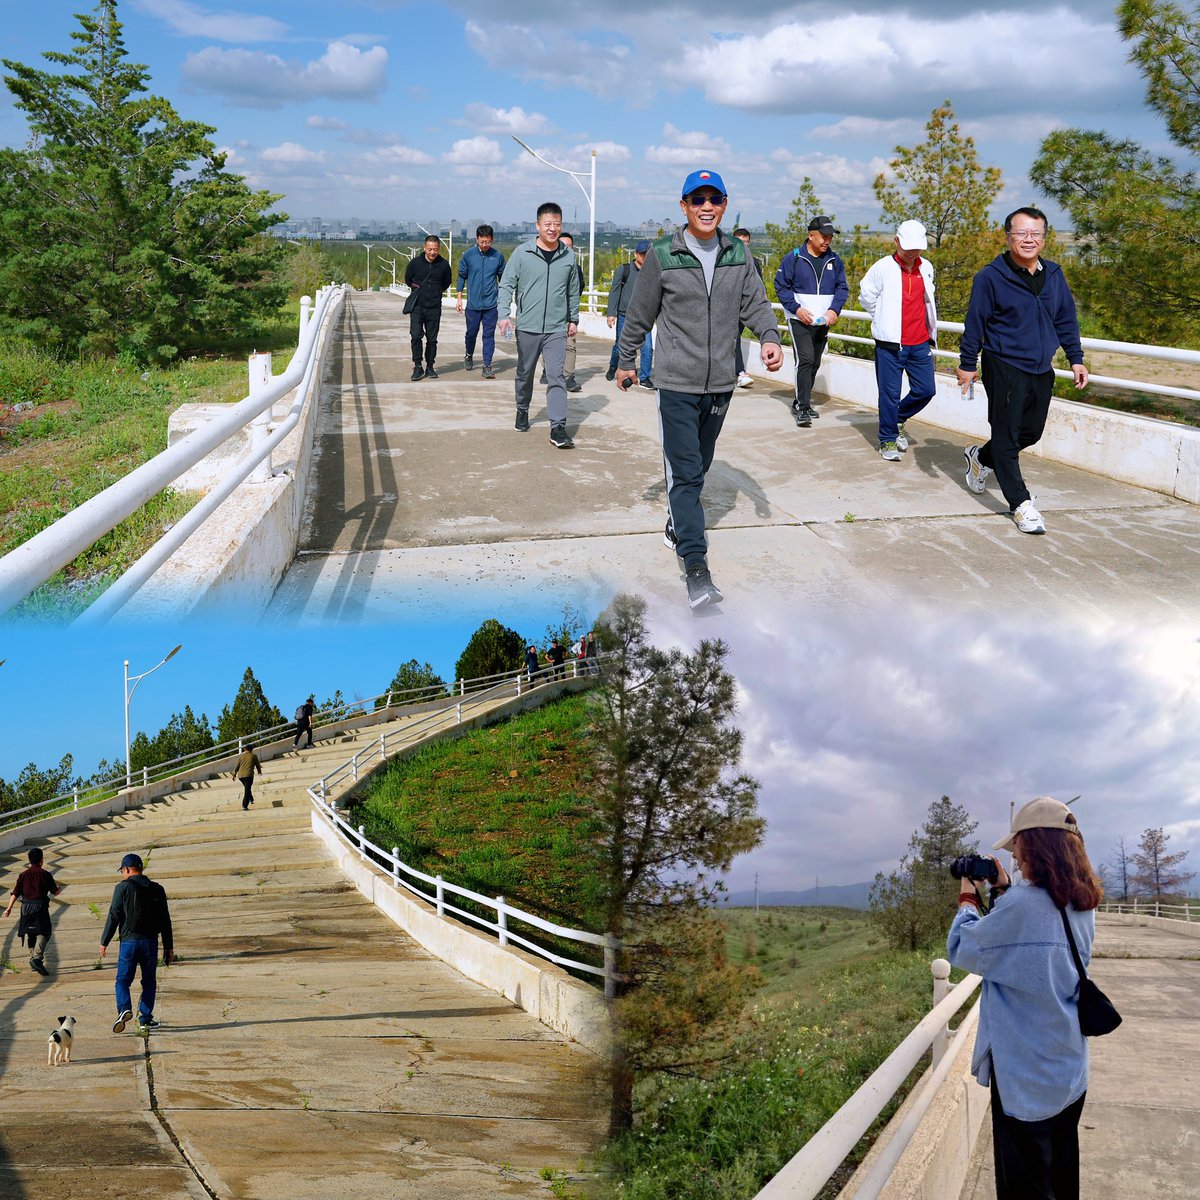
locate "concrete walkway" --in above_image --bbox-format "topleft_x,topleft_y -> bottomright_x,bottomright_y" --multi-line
0,717 -> 605,1199
958,920 -> 1200,1199
267,292 -> 1200,626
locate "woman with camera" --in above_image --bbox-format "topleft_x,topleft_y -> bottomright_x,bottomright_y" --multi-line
947,797 -> 1104,1200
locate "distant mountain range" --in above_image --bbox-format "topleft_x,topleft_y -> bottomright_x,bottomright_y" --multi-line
720,881 -> 873,910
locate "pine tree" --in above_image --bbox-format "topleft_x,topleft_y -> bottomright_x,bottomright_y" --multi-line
765,175 -> 834,271
377,660 -> 447,707
453,618 -> 526,684
1130,826 -> 1195,897
216,668 -> 284,744
0,0 -> 286,362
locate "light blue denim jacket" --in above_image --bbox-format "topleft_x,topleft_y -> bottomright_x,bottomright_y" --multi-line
948,881 -> 1092,1121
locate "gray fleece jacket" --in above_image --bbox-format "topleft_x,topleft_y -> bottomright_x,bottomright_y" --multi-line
617,227 -> 781,393
496,240 -> 581,334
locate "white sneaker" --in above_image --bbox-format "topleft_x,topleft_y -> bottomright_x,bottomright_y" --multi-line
736,371 -> 753,389
1012,498 -> 1046,534
964,445 -> 991,494
879,441 -> 902,462
895,422 -> 909,452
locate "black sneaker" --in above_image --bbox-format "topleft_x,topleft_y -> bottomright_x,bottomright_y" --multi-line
411,366 -> 425,382
515,408 -> 530,432
664,518 -> 678,553
685,564 -> 724,609
113,1008 -> 134,1034
425,366 -> 439,380
792,404 -> 812,428
464,355 -> 475,370
550,423 -> 575,449
138,1017 -> 160,1032
809,405 -> 821,419
605,365 -> 617,381
540,371 -> 547,384
638,378 -> 655,390
566,376 -> 582,393
482,364 -> 496,379
30,957 -> 48,976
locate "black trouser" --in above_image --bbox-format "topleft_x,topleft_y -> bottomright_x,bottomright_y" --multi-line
240,777 -> 255,809
991,1076 -> 1085,1200
788,319 -> 828,409
978,353 -> 1054,510
294,721 -> 312,748
410,307 -> 442,367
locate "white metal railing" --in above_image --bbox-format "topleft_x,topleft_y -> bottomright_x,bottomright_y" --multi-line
754,960 -> 982,1200
1100,898 -> 1198,921
0,284 -> 348,618
0,656 -> 600,836
305,665 -> 614,994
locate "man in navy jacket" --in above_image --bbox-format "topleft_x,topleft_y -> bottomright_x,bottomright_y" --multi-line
957,207 -> 1088,534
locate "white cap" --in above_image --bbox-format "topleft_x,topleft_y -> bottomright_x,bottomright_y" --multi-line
896,220 -> 928,251
992,796 -> 1079,853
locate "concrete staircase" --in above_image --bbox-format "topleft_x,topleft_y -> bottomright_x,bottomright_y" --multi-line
0,696 -> 605,1200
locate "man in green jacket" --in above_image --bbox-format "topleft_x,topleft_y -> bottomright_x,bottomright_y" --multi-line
617,169 -> 783,609
497,202 -> 581,449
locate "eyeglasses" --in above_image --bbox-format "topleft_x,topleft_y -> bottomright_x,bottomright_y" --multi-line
686,192 -> 727,207
1008,228 -> 1046,241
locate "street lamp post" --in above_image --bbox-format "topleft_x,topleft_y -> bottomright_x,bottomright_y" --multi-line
124,644 -> 182,790
363,243 -> 374,291
511,137 -> 597,312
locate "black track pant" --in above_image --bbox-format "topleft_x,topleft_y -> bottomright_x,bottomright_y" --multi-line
991,1076 -> 1085,1200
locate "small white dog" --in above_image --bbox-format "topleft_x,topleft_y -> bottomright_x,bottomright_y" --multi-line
47,1016 -> 76,1066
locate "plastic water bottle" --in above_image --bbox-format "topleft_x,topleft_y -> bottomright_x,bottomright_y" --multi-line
962,381 -> 975,402
502,323 -> 514,342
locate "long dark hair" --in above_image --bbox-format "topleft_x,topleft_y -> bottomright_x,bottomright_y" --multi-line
1016,826 -> 1103,911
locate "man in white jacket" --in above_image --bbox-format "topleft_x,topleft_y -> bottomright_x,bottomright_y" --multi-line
858,220 -> 938,461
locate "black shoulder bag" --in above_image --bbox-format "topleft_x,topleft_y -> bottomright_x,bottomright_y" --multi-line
1059,908 -> 1122,1037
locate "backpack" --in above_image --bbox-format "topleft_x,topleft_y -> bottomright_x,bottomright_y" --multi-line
295,704 -> 307,721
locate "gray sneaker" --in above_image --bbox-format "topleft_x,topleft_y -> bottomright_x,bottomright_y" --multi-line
685,564 -> 724,609
964,445 -> 992,493
481,363 -> 496,379
879,441 -> 902,462
896,422 -> 909,451
464,355 -> 475,370
515,408 -> 530,433
113,1008 -> 134,1034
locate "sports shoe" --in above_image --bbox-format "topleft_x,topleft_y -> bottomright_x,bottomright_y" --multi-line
514,408 -> 530,433
113,1008 -> 134,1034
896,422 -> 909,452
664,517 -> 678,553
425,366 -> 439,380
138,1017 -> 161,1032
793,404 -> 812,428
482,364 -> 496,379
410,366 -> 425,382
540,371 -> 547,384
1011,497 -> 1046,534
880,441 -> 902,462
638,378 -> 655,390
30,957 -> 48,976
565,376 -> 582,393
736,371 -> 753,388
808,405 -> 821,419
605,365 -> 617,381
464,355 -> 475,370
964,445 -> 992,494
550,423 -> 575,449
685,564 -> 724,609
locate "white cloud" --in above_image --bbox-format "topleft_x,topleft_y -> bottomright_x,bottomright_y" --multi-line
583,141 -> 631,162
768,150 -> 890,188
442,136 -> 504,165
645,123 -> 732,165
375,144 -> 436,165
461,103 -> 556,136
262,142 -> 326,164
181,41 -> 388,108
306,115 -> 350,131
131,0 -> 288,42
810,116 -> 921,142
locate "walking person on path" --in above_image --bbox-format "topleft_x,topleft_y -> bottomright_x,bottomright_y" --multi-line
456,224 -> 506,378
617,168 -> 783,609
293,696 -> 315,749
605,241 -> 654,385
497,202 -> 581,449
404,235 -> 453,381
100,852 -> 174,1034
957,206 -> 1088,534
234,747 -> 262,810
3,846 -> 63,976
558,233 -> 586,393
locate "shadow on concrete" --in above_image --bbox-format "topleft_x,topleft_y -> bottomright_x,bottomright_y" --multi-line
167,1005 -> 520,1033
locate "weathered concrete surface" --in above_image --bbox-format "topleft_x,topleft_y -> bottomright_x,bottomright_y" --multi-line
0,728 -> 605,1200
270,293 -> 1200,626
958,921 -> 1200,1200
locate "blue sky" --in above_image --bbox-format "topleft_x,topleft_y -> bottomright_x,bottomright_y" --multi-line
0,0 -> 1167,228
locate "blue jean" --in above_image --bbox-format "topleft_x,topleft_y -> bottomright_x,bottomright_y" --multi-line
464,306 -> 498,366
609,315 -> 652,380
115,936 -> 158,1020
874,341 -> 936,443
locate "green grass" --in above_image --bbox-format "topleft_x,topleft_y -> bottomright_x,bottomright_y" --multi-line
0,309 -> 299,617
606,908 -> 964,1200
354,692 -> 605,963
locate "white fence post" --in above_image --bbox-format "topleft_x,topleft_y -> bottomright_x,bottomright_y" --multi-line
456,702 -> 462,723
497,896 -> 508,945
247,352 -> 274,483
73,785 -> 79,811
392,848 -> 400,887
299,295 -> 312,335
436,876 -> 445,916
604,933 -> 619,1001
352,752 -> 359,781
238,736 -> 244,754
930,959 -> 952,1069
358,824 -> 366,861
381,733 -> 387,758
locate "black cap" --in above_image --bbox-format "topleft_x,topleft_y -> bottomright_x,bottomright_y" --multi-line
119,853 -> 143,871
808,216 -> 837,235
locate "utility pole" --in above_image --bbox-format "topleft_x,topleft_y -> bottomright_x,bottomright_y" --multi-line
754,872 -> 759,915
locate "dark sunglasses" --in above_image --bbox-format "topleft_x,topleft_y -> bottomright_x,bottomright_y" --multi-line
686,192 -> 727,207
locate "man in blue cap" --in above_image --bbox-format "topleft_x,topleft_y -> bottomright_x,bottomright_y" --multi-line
616,169 -> 783,609
100,852 -> 174,1034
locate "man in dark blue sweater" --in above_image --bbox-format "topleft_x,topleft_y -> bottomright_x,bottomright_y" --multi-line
957,207 -> 1088,534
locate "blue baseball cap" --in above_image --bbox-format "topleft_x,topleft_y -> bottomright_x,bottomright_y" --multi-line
681,169 -> 727,199
634,239 -> 651,253
119,853 -> 143,871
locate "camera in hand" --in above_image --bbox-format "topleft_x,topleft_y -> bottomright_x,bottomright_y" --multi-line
949,854 -> 999,883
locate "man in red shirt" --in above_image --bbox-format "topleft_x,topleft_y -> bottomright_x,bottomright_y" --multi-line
858,220 -> 939,460
3,846 -> 63,975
